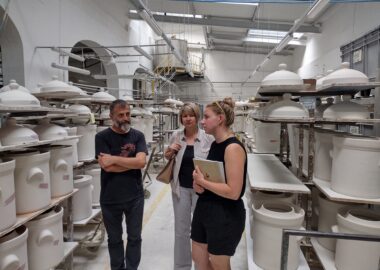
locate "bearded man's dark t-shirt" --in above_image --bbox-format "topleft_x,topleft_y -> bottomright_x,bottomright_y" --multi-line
95,127 -> 148,205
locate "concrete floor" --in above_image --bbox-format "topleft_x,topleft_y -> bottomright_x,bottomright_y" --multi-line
72,175 -> 248,270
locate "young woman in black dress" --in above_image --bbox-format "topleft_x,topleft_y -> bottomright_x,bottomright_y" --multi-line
191,97 -> 247,270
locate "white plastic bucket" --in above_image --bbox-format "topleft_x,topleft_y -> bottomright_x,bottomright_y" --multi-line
85,168 -> 101,205
9,151 -> 51,214
25,206 -> 64,270
46,146 -> 73,198
72,175 -> 93,221
252,202 -> 304,270
77,125 -> 97,162
0,226 -> 29,270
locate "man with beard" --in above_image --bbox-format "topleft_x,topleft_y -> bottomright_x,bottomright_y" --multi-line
95,99 -> 148,270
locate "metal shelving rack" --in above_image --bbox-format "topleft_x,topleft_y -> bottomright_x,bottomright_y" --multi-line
0,106 -> 80,270
247,83 -> 380,270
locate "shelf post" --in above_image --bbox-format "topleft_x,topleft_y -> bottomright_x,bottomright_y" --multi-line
63,196 -> 74,270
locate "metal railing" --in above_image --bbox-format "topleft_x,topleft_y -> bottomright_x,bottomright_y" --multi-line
280,229 -> 380,270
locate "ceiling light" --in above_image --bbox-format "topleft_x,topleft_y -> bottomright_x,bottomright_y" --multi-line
51,62 -> 91,75
275,34 -> 293,53
307,0 -> 330,20
51,47 -> 85,62
133,46 -> 153,61
222,2 -> 258,6
138,9 -> 163,36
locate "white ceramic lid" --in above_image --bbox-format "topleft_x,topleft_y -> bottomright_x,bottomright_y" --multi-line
323,95 -> 369,119
164,98 -> 176,105
33,119 -> 68,140
92,89 -> 116,102
261,63 -> 303,86
174,99 -> 184,106
68,104 -> 91,115
0,119 -> 39,145
0,79 -> 30,93
262,94 -> 309,118
68,82 -> 88,96
0,81 -> 41,107
236,101 -> 247,108
40,75 -> 72,92
160,106 -> 173,113
164,98 -> 183,106
323,62 -> 369,85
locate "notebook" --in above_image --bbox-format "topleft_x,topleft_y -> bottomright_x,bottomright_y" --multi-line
193,158 -> 225,183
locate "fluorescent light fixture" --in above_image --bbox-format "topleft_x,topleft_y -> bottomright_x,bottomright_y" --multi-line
222,2 -> 258,6
138,9 -> 163,36
275,34 -> 293,53
51,47 -> 85,62
133,46 -> 153,61
165,12 -> 203,18
248,29 -> 303,39
51,62 -> 91,75
307,0 -> 330,20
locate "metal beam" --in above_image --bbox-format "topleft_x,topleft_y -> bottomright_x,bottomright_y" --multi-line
211,45 -> 293,56
127,13 -> 321,33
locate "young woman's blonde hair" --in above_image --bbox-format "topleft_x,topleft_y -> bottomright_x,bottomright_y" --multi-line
179,102 -> 201,125
206,97 -> 235,127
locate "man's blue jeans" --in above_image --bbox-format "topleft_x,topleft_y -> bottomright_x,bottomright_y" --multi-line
101,196 -> 144,270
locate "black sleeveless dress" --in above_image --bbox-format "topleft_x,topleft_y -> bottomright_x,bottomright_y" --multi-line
191,137 -> 246,256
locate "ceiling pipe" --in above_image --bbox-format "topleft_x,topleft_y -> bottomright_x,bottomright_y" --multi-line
133,46 -> 154,61
51,47 -> 85,62
51,62 -> 91,75
242,0 -> 329,86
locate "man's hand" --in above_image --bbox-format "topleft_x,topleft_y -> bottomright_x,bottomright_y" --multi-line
98,153 -> 115,169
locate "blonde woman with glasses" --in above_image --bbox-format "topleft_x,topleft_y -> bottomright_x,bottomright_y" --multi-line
164,102 -> 214,270
191,97 -> 247,270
